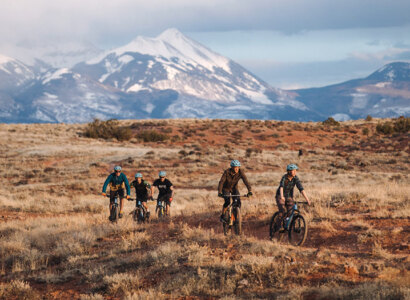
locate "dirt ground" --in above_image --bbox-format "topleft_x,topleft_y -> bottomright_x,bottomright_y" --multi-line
0,118 -> 409,299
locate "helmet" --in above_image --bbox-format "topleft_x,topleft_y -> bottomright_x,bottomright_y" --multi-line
135,173 -> 142,178
230,160 -> 241,167
159,171 -> 166,177
114,166 -> 122,172
286,164 -> 298,171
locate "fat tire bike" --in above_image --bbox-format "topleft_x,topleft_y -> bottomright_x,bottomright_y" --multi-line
221,194 -> 248,236
130,198 -> 149,223
269,201 -> 308,246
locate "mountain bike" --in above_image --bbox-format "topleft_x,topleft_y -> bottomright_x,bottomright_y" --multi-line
221,194 -> 248,236
129,198 -> 149,223
107,194 -> 119,223
269,201 -> 308,246
155,197 -> 167,220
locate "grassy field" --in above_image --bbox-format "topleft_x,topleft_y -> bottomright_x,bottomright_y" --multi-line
0,118 -> 409,299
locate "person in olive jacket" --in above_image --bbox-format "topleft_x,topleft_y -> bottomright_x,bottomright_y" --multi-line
218,160 -> 252,222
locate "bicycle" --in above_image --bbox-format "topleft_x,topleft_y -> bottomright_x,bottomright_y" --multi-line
221,194 -> 248,236
155,197 -> 168,220
129,198 -> 149,223
269,201 -> 308,246
106,194 -> 120,223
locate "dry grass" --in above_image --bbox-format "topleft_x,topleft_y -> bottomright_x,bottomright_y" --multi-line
0,119 -> 409,298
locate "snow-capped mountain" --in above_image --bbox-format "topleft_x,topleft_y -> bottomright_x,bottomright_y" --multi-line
292,62 -> 410,120
0,54 -> 39,119
0,29 -> 409,123
73,28 -> 310,119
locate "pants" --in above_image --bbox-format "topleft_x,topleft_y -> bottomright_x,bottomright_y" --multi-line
110,189 -> 125,204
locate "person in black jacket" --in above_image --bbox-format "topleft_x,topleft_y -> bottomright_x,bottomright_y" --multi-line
275,164 -> 311,225
131,172 -> 152,219
151,171 -> 174,217
218,160 -> 252,222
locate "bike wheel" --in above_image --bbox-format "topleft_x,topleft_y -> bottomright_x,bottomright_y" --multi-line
269,212 -> 284,242
110,204 -> 119,223
234,207 -> 241,235
288,214 -> 307,246
158,207 -> 164,219
137,207 -> 145,223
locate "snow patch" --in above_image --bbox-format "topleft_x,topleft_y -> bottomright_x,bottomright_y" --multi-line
42,68 -> 71,84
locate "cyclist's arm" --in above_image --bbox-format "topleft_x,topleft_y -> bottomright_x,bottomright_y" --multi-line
218,171 -> 227,194
301,190 -> 311,205
279,187 -> 284,201
170,185 -> 174,197
123,174 -> 131,196
102,174 -> 113,193
240,169 -> 252,192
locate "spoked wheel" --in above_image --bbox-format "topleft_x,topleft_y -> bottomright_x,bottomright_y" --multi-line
269,212 -> 285,241
288,214 -> 307,246
233,207 -> 241,235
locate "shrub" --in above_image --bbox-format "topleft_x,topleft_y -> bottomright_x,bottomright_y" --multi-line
322,117 -> 340,126
83,119 -> 132,141
137,130 -> 169,142
365,115 -> 373,121
362,128 -> 369,135
376,117 -> 409,134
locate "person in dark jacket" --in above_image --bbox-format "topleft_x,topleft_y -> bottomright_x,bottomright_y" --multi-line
131,172 -> 152,219
218,160 -> 252,222
151,171 -> 174,217
102,165 -> 131,219
275,164 -> 310,223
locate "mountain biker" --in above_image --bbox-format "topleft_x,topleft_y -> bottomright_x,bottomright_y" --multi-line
218,160 -> 252,222
151,171 -> 174,217
102,166 -> 131,219
130,172 -> 152,219
275,164 -> 311,225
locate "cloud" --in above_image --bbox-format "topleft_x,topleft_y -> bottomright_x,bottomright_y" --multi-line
0,0 -> 409,46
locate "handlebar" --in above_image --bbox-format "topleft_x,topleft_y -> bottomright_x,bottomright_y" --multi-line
294,201 -> 309,204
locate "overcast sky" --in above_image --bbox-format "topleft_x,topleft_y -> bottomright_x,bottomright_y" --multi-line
1,0 -> 410,88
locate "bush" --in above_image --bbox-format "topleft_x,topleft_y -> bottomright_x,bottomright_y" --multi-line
83,119 -> 132,141
137,130 -> 169,142
376,117 -> 410,134
365,115 -> 373,121
322,117 -> 340,126
362,128 -> 369,135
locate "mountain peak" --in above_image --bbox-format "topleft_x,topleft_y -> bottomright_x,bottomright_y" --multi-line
157,28 -> 184,41
0,53 -> 15,65
367,62 -> 410,81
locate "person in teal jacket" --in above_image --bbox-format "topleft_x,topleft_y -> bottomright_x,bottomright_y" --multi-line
102,165 -> 131,219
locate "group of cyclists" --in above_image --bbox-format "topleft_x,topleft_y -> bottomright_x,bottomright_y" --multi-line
102,159 -> 310,224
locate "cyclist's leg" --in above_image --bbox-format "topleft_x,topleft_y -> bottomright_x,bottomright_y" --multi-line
285,198 -> 295,214
220,194 -> 231,221
233,189 -> 241,208
275,193 -> 286,227
118,189 -> 125,217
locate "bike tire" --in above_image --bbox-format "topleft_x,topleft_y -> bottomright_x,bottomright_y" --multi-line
234,207 -> 242,235
137,207 -> 145,223
158,207 -> 164,219
288,214 -> 307,246
269,212 -> 284,242
110,204 -> 119,223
